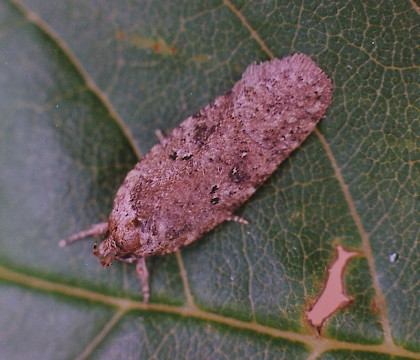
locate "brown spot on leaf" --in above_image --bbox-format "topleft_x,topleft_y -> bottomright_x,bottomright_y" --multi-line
370,299 -> 380,314
130,35 -> 176,56
115,30 -> 126,41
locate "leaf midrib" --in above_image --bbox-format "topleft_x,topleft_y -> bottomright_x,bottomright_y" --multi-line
1,264 -> 417,360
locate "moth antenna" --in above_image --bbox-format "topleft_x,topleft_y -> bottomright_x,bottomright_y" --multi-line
58,222 -> 109,247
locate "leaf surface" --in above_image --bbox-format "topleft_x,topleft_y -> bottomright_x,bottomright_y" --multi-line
0,0 -> 418,358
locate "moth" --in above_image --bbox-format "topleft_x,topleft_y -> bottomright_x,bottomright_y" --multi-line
60,54 -> 333,304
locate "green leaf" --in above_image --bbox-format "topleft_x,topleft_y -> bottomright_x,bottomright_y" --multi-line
0,0 -> 418,359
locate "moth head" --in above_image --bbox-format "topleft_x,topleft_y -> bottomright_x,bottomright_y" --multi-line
93,234 -> 118,267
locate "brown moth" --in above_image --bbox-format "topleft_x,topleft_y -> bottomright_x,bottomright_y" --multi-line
60,54 -> 333,304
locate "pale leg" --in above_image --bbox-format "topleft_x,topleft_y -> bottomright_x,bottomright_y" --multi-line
226,215 -> 249,225
154,129 -> 166,143
58,222 -> 109,247
136,257 -> 150,304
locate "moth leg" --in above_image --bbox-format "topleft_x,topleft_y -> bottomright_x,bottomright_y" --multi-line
136,257 -> 150,304
227,215 -> 249,225
58,222 -> 109,247
154,129 -> 166,143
